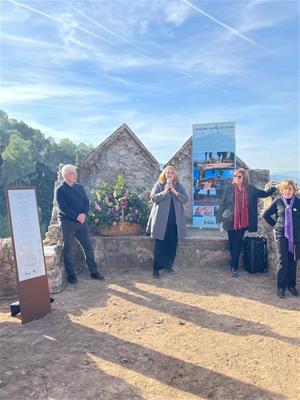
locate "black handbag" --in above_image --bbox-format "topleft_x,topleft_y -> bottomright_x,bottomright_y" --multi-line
222,208 -> 234,223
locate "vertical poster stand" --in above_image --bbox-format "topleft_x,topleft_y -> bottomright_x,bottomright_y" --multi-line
6,187 -> 51,324
192,122 -> 236,229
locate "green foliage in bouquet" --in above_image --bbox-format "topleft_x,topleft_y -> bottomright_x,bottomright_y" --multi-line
88,176 -> 150,228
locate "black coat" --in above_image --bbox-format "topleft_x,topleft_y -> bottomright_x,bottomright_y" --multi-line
217,184 -> 276,232
55,182 -> 89,222
262,196 -> 300,243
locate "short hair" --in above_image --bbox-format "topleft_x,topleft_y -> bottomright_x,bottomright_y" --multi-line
279,179 -> 297,195
62,164 -> 77,178
158,165 -> 178,184
232,168 -> 249,186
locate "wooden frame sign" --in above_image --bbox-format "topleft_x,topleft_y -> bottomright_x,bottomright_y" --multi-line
6,187 -> 51,324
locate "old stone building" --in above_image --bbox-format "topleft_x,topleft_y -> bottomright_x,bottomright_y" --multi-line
78,123 -> 161,195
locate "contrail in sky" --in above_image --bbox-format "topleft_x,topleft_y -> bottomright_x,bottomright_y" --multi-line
181,0 -> 263,48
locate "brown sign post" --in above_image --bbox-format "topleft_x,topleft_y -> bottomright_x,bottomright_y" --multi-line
6,187 -> 51,324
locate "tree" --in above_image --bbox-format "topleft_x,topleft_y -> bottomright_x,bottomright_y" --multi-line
0,109 -> 94,238
1,134 -> 36,185
76,143 -> 94,163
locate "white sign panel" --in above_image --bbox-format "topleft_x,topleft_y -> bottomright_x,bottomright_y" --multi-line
7,189 -> 46,281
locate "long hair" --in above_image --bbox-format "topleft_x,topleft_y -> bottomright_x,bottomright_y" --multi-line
158,165 -> 178,184
232,168 -> 249,187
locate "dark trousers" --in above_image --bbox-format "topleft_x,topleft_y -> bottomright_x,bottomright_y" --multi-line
274,232 -> 296,290
61,220 -> 98,278
153,223 -> 178,273
227,229 -> 246,271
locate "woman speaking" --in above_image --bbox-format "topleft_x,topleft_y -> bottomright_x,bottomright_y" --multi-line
146,166 -> 188,279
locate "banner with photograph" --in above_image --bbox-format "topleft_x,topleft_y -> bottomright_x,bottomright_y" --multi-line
192,122 -> 236,228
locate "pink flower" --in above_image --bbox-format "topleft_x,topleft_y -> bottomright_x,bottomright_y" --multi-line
95,204 -> 101,211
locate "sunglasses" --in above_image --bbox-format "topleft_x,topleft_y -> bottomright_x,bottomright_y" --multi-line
235,174 -> 243,178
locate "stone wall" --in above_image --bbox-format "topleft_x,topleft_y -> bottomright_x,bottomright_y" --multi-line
78,124 -> 161,197
0,239 -> 17,298
91,230 -> 229,273
163,138 -> 193,222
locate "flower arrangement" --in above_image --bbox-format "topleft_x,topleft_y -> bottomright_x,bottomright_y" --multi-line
88,176 -> 150,229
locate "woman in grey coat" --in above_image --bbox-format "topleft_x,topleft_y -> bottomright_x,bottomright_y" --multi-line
146,165 -> 188,278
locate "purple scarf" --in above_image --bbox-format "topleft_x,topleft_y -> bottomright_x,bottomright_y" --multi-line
283,196 -> 294,253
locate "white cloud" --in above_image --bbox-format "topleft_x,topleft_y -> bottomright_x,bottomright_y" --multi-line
237,0 -> 298,34
0,32 -> 59,48
164,1 -> 192,26
0,83 -> 127,104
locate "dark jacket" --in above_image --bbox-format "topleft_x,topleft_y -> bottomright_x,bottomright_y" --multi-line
217,184 -> 276,232
146,181 -> 188,240
262,196 -> 300,243
55,182 -> 89,222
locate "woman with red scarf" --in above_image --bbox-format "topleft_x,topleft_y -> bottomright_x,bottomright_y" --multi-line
217,168 -> 276,277
263,180 -> 300,298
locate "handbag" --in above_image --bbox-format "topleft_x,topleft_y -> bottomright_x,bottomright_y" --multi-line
222,208 -> 234,223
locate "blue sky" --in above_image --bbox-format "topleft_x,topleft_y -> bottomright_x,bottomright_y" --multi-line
0,0 -> 299,173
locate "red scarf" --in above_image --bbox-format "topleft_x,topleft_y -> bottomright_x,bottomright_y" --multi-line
234,184 -> 249,230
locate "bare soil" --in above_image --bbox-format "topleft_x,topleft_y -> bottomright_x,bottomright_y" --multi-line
0,263 -> 299,400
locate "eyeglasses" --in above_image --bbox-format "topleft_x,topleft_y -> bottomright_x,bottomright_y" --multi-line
235,175 -> 243,178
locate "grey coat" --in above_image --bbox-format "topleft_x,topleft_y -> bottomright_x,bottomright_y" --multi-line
146,181 -> 188,240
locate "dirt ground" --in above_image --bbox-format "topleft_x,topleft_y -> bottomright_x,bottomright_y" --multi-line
0,263 -> 299,400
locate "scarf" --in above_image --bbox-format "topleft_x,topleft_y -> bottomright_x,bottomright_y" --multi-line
283,196 -> 294,253
234,184 -> 249,230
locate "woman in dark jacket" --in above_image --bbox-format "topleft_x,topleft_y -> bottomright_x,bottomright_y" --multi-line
217,168 -> 276,277
146,165 -> 188,279
263,180 -> 300,298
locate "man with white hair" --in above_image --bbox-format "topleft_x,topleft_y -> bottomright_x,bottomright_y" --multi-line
55,164 -> 104,284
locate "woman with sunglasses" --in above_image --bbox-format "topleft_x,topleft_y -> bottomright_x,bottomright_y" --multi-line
263,180 -> 300,298
217,168 -> 276,277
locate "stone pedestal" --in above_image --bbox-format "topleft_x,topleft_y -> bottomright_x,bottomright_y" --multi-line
44,245 -> 67,293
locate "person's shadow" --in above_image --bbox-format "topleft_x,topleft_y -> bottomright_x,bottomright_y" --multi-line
1,272 -> 287,400
108,282 -> 299,348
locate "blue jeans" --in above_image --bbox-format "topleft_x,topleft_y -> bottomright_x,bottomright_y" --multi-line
61,220 -> 98,278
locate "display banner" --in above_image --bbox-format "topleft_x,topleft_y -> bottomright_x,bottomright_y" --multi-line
192,122 -> 236,229
6,187 -> 51,324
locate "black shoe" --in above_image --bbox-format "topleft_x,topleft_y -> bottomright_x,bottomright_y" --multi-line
277,288 -> 285,298
68,276 -> 78,284
288,287 -> 299,296
91,272 -> 104,280
167,268 -> 175,274
153,271 -> 160,279
231,268 -> 238,277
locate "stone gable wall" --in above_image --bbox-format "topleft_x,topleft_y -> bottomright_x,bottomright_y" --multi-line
78,129 -> 161,197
